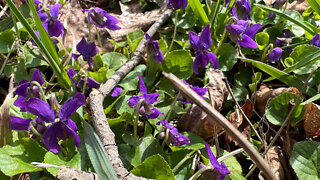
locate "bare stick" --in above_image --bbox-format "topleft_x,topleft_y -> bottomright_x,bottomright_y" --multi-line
163,72 -> 278,180
89,8 -> 173,180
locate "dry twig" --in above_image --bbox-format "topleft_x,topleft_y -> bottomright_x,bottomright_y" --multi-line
89,8 -> 173,180
163,72 -> 278,180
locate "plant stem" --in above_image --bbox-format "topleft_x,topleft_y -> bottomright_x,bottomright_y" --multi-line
166,11 -> 178,55
189,165 -> 213,180
172,150 -> 196,173
261,43 -> 273,61
96,26 -> 103,52
87,12 -> 92,42
161,128 -> 170,149
133,100 -> 143,142
30,81 -> 47,102
166,92 -> 181,121
0,40 -> 15,76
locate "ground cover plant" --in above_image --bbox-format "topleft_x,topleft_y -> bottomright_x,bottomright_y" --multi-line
0,0 -> 320,179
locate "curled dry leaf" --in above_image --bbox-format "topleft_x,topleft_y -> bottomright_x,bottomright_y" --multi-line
259,146 -> 285,180
263,0 -> 309,12
252,85 -> 299,115
303,103 -> 320,138
177,69 -> 228,140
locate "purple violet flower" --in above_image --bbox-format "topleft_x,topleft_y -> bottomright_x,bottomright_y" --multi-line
14,69 -> 45,112
156,119 -> 190,146
83,7 -> 121,30
111,87 -> 123,97
67,68 -> 100,97
72,37 -> 98,69
310,33 -> 320,47
226,20 -> 261,49
231,0 -> 251,20
205,143 -> 230,180
128,75 -> 163,119
179,81 -> 207,104
11,93 -> 85,153
167,0 -> 188,10
269,47 -> 283,62
189,25 -> 219,74
145,34 -> 164,63
275,29 -> 293,51
37,3 -> 64,37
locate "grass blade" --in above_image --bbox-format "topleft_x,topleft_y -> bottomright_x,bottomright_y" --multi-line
84,121 -> 117,180
5,0 -> 71,90
306,0 -> 320,15
254,4 -> 317,35
239,57 -> 316,96
188,0 -> 209,26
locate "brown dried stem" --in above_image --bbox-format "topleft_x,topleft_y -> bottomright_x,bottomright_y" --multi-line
163,72 -> 278,180
88,8 -> 173,180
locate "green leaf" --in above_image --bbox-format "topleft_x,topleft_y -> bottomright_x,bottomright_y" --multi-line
0,138 -> 46,176
87,67 -> 108,83
126,135 -> 166,167
177,10 -> 196,29
119,64 -> 147,91
217,43 -> 237,71
0,29 -> 15,53
255,32 -> 269,50
306,0 -> 320,16
104,91 -> 126,115
131,154 -> 175,180
127,30 -> 144,52
266,92 -> 305,126
115,95 -> 134,115
290,141 -> 320,180
162,50 -> 193,80
239,57 -> 317,96
168,150 -> 193,179
170,133 -> 205,151
83,121 -> 117,180
188,0 -> 210,26
44,151 -> 81,176
101,52 -> 128,71
23,45 -> 49,68
254,4 -> 317,35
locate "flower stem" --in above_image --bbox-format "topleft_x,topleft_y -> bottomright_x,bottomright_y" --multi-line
166,92 -> 181,121
29,122 -> 42,138
172,150 -> 196,173
214,17 -> 237,54
30,81 -> 46,102
96,26 -> 103,52
87,12 -> 92,42
133,100 -> 144,143
80,70 -> 88,95
161,128 -> 170,149
261,43 -> 273,61
166,11 -> 178,55
189,165 -> 213,180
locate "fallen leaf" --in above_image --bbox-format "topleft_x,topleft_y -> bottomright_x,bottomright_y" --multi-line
303,103 -> 320,138
252,85 -> 299,115
259,146 -> 285,180
177,69 -> 228,140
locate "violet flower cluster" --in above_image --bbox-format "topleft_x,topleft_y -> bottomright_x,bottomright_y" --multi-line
226,20 -> 261,49
72,37 -> 98,69
83,7 -> 121,30
231,0 -> 251,20
14,69 -> 44,112
167,0 -> 188,10
11,69 -> 85,153
204,143 -> 230,180
128,75 -> 163,119
38,3 -> 64,38
146,34 -> 164,63
67,68 -> 100,97
156,120 -> 190,146
189,25 -> 219,74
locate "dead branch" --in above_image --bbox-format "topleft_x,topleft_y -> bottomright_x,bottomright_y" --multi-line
89,8 -> 173,180
162,72 -> 279,180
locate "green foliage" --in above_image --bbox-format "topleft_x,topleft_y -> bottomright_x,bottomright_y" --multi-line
162,50 -> 193,80
255,32 -> 269,50
101,52 -> 128,71
266,92 -> 305,126
0,29 -> 15,53
290,141 -> 320,180
217,43 -> 237,71
131,154 -> 175,179
44,152 -> 81,176
188,0 -> 209,26
0,138 -> 46,176
127,29 -> 144,52
83,121 -> 117,180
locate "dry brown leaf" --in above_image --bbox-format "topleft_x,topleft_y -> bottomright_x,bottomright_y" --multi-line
253,85 -> 299,115
177,69 -> 228,140
303,103 -> 320,138
0,91 -> 13,147
263,0 -> 309,12
259,146 -> 285,180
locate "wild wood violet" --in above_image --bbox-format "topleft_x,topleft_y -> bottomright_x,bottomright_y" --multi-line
156,119 -> 190,146
83,7 -> 121,30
